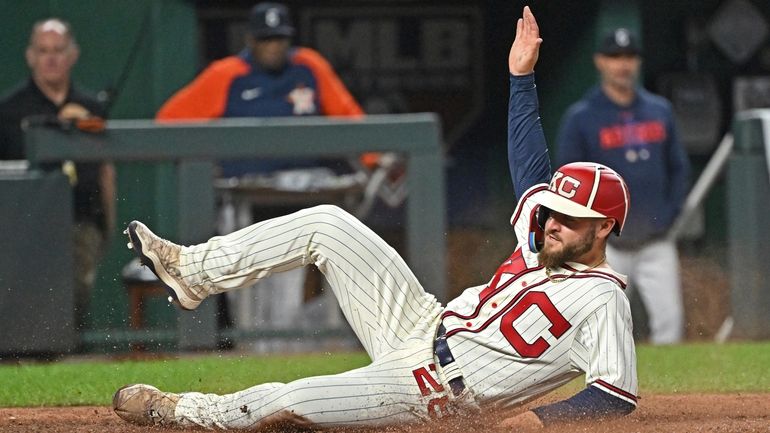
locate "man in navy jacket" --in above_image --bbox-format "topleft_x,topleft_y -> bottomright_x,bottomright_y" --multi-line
555,28 -> 691,345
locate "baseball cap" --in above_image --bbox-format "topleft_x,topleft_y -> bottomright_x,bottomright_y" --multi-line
249,2 -> 295,39
596,27 -> 641,56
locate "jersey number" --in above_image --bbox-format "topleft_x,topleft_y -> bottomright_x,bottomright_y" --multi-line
500,291 -> 571,358
412,364 -> 449,418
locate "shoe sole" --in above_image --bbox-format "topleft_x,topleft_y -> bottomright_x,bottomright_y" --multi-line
113,383 -> 147,425
113,383 -> 140,410
113,384 -> 177,427
126,221 -> 200,311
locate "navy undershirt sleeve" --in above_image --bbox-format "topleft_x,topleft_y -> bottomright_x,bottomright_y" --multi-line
531,386 -> 636,426
508,73 -> 552,200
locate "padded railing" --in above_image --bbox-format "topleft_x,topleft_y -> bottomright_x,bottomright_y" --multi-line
25,114 -> 447,349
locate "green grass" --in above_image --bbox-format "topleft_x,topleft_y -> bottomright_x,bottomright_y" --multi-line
636,342 -> 770,393
1,342 -> 769,407
0,352 -> 370,407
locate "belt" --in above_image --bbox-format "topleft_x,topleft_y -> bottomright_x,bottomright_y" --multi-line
433,324 -> 466,396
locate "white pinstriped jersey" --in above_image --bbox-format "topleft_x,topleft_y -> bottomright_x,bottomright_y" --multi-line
442,184 -> 638,407
166,200 -> 636,430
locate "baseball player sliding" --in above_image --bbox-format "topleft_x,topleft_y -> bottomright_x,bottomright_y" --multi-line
113,6 -> 637,431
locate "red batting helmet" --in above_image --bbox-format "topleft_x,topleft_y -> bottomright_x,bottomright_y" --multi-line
534,162 -> 630,235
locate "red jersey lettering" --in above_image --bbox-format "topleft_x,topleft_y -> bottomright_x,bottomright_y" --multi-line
599,120 -> 667,149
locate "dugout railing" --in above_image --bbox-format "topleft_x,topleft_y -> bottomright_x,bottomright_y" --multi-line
24,114 -> 446,351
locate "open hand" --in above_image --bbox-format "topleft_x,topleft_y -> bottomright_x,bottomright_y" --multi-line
508,6 -> 542,76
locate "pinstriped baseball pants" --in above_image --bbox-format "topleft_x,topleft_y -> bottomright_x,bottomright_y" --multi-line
173,205 -> 450,429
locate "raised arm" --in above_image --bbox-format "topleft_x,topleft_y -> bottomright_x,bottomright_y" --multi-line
507,6 -> 551,200
499,8 -> 637,431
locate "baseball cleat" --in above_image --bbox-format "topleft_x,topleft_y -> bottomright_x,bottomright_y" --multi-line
113,384 -> 180,427
125,220 -> 205,310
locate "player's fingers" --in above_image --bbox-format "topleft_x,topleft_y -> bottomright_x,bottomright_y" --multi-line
523,6 -> 538,38
521,7 -> 530,35
524,6 -> 539,38
515,17 -> 523,39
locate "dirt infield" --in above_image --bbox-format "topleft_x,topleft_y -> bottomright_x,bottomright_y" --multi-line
1,393 -> 768,433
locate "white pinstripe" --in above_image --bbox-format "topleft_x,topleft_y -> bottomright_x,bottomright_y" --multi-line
442,271 -> 636,406
180,205 -> 438,358
176,341 -> 443,429
442,184 -> 638,407
173,205 -> 448,429
166,196 -> 637,429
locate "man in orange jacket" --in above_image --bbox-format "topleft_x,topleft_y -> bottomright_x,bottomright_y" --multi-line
158,3 -> 361,120
157,1 -> 376,175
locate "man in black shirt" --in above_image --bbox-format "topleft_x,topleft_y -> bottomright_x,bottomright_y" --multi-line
0,18 -> 115,331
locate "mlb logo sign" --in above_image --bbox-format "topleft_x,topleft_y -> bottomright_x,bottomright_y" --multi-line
299,5 -> 484,146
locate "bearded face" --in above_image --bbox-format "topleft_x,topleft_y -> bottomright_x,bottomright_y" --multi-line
538,221 -> 598,269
